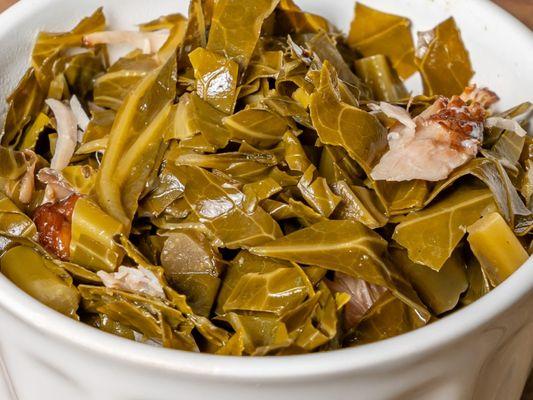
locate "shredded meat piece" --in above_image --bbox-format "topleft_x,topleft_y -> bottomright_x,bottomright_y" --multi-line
460,85 -> 499,108
33,194 -> 80,260
97,266 -> 166,299
427,96 -> 485,154
370,85 -> 498,182
327,273 -> 387,329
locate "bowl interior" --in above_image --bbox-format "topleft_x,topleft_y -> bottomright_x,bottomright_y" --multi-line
0,0 -> 532,378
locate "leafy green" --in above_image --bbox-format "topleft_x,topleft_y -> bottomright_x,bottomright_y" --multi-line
96,56 -> 176,227
297,165 -> 341,217
223,109 -> 291,148
170,93 -> 230,152
207,0 -> 278,69
415,17 -> 473,97
171,165 -> 282,248
189,47 -> 239,113
392,247 -> 468,315
310,61 -> 388,174
331,181 -> 388,229
427,158 -> 532,235
308,31 -> 370,100
32,8 -> 106,89
1,245 -> 80,318
274,0 -> 333,35
251,220 -> 430,321
354,55 -> 408,102
1,69 -> 45,146
223,266 -> 309,315
347,292 -> 427,345
348,3 -> 416,79
394,185 -> 496,271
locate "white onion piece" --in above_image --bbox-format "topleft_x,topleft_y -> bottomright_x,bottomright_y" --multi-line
18,150 -> 37,204
83,31 -> 169,54
37,167 -> 76,204
97,266 -> 165,299
132,331 -> 163,347
485,116 -> 528,137
369,101 -> 416,129
46,99 -> 78,171
69,95 -> 90,140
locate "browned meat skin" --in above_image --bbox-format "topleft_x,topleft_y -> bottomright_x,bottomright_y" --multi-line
33,194 -> 80,261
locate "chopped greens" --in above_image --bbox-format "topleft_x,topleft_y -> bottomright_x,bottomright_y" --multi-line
0,1 -> 530,355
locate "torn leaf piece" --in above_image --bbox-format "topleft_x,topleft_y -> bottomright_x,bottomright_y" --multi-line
170,93 -> 230,152
172,165 -> 282,248
223,266 -> 309,315
310,61 -> 388,174
189,47 -> 239,114
348,3 -> 416,79
393,185 -> 496,271
2,69 -> 45,147
347,291 -> 427,345
416,18 -> 474,97
32,8 -> 106,89
219,312 -> 291,356
297,165 -> 341,218
223,109 -> 291,149
207,0 -> 279,69
160,231 -> 223,317
392,248 -> 468,315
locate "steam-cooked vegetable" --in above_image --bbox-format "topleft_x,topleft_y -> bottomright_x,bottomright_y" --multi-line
0,2 -> 530,356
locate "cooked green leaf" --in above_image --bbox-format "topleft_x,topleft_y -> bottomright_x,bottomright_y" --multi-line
348,3 -> 416,79
394,185 -> 496,271
415,17 -> 473,97
207,0 -> 278,69
96,56 -> 176,227
392,247 -> 468,315
310,61 -> 388,174
189,47 -> 239,113
172,165 -> 282,248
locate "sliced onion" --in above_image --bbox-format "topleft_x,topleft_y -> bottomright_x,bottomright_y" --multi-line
132,331 -> 163,347
368,102 -> 416,129
485,116 -> 528,137
416,29 -> 435,59
97,266 -> 166,299
46,99 -> 78,171
83,31 -> 169,54
18,150 -> 37,204
69,95 -> 90,140
37,167 -> 76,204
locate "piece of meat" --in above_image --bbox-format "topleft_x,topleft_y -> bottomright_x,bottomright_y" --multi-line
37,167 -> 77,204
97,266 -> 166,299
370,85 -> 498,182
326,272 -> 388,330
33,194 -> 80,260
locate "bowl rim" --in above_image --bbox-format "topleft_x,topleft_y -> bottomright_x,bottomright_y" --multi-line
0,0 -> 532,381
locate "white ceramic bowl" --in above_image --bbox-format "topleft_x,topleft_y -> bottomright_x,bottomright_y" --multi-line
0,1 -> 532,399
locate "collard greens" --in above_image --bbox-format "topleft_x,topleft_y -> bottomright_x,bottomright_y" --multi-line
0,1 -> 530,355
